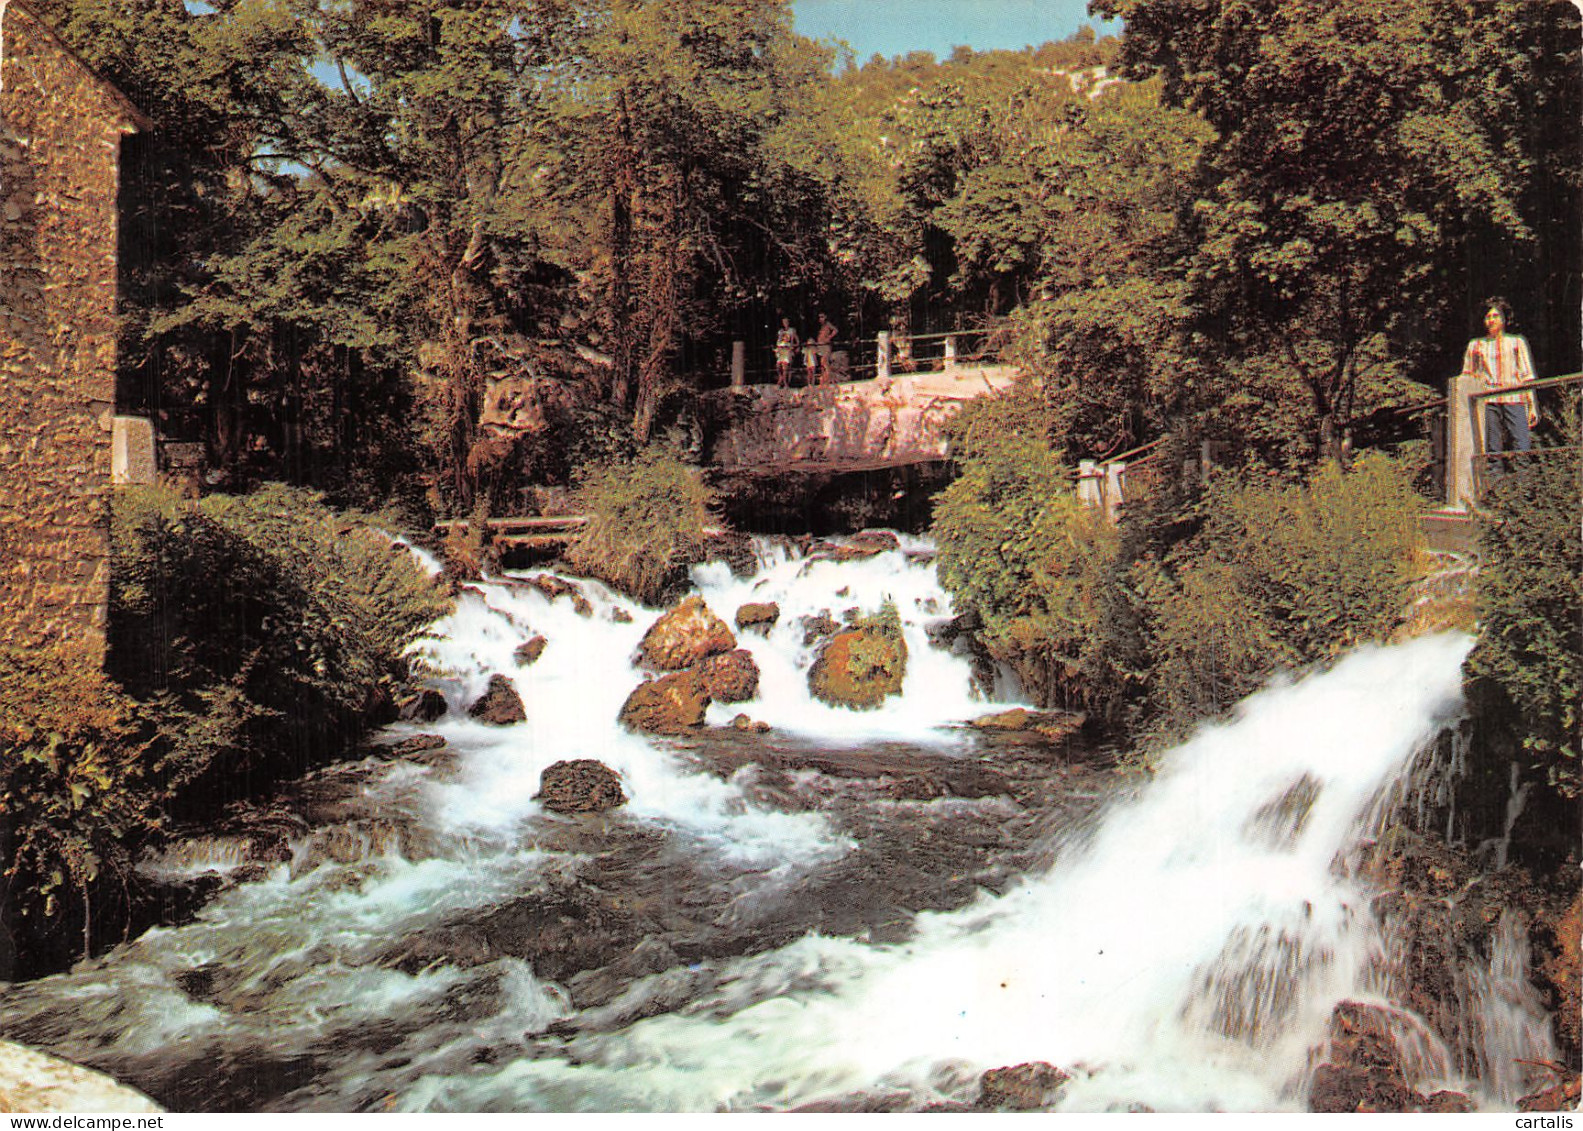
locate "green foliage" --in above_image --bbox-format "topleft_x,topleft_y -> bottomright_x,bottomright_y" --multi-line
0,647 -> 152,962
1093,0 -> 1582,457
932,388 -> 1142,721
109,482 -> 450,805
566,447 -> 717,605
843,601 -> 907,684
1466,418 -> 1583,796
1138,452 -> 1427,734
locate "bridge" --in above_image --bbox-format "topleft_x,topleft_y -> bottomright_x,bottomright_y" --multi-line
699,361 -> 1020,475
447,343 -> 1578,556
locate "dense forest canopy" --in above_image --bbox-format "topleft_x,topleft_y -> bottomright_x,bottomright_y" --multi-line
31,0 -> 1582,508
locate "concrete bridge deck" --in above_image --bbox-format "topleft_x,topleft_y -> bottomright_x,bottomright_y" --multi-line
699,364 -> 1021,475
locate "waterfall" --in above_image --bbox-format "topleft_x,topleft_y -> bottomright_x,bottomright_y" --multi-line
1469,909 -> 1559,1104
0,536 -> 1542,1113
388,630 -> 1480,1112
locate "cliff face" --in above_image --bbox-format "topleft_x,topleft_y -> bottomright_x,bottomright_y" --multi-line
0,2 -> 145,662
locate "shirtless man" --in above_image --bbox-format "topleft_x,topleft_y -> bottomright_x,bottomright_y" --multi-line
814,313 -> 838,385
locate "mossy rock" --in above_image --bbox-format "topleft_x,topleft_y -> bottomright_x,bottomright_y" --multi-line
638,596 -> 736,671
808,609 -> 907,710
734,601 -> 780,633
618,671 -> 711,734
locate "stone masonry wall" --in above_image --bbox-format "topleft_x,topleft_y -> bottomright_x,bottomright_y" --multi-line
0,3 -> 141,663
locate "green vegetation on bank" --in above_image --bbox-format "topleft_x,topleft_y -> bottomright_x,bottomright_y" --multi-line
1466,409 -> 1583,801
933,391 -> 1430,746
1,485 -> 448,976
566,448 -> 716,605
933,388 -> 1138,727
1135,453 -> 1425,735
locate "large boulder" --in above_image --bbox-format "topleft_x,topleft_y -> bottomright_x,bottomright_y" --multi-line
701,649 -> 759,703
808,612 -> 907,710
974,1062 -> 1070,1111
467,674 -> 526,725
734,601 -> 781,634
1307,1001 -> 1430,1112
618,671 -> 712,735
535,759 -> 627,814
638,597 -> 736,671
0,1040 -> 163,1113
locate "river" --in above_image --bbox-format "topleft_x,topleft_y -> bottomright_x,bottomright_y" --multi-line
0,534 -> 1555,1111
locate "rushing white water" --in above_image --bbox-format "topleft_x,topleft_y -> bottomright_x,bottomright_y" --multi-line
406,533 -> 991,864
1470,908 -> 1560,1104
689,535 -> 994,742
0,537 -> 1546,1113
389,630 -> 1476,1113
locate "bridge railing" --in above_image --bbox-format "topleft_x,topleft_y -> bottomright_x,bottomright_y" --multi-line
1077,370 -> 1582,523
1447,371 -> 1581,508
727,327 -> 997,387
1076,438 -> 1165,521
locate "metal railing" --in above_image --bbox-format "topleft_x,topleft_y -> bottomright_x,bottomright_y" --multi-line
1453,371 -> 1581,507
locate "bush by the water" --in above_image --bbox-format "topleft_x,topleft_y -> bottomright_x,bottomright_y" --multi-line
109,482 -> 450,805
932,389 -> 1142,723
3,484 -> 450,975
933,394 -> 1425,743
0,645 -> 152,974
1466,424 -> 1582,800
1137,453 -> 1426,737
565,446 -> 715,605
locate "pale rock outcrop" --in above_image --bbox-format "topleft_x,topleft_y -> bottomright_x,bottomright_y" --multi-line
0,1041 -> 162,1113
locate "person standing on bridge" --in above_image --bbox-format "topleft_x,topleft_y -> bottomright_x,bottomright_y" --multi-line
774,318 -> 800,387
1462,297 -> 1539,458
815,312 -> 839,385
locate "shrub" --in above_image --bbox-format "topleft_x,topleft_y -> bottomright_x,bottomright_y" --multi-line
565,446 -> 716,605
1138,452 -> 1427,736
0,644 -> 153,972
1466,413 -> 1582,798
109,482 -> 450,806
933,389 -> 1143,721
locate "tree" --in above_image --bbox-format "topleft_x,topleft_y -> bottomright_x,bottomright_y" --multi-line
1092,0 -> 1583,461
532,0 -> 830,439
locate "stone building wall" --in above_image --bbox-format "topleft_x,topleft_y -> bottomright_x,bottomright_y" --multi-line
0,2 -> 144,663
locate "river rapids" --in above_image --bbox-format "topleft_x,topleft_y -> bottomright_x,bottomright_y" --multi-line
0,534 -> 1555,1111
